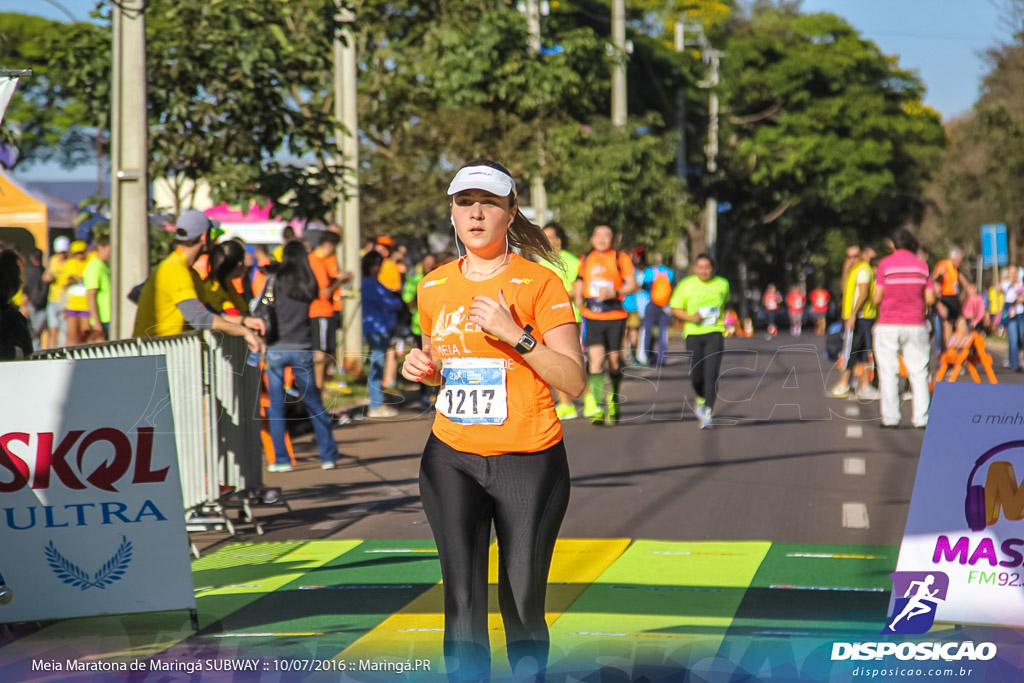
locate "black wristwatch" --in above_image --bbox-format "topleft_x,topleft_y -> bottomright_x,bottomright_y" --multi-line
513,325 -> 537,354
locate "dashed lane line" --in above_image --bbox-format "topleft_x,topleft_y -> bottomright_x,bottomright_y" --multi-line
843,457 -> 866,475
842,503 -> 870,529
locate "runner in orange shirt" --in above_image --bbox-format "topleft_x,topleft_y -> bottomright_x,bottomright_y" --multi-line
400,160 -> 584,682
308,232 -> 346,398
573,225 -> 637,425
809,283 -> 831,336
933,247 -> 968,348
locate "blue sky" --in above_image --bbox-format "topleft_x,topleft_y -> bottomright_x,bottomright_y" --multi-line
801,0 -> 1015,118
3,0 -> 1018,179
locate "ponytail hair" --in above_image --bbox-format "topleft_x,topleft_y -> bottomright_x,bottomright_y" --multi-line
509,209 -> 559,265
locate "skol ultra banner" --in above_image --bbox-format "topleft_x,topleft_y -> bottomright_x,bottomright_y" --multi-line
0,357 -> 195,623
895,383 -> 1024,627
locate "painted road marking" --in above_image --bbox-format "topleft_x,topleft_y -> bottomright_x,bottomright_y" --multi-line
842,503 -> 870,529
843,457 -> 866,475
846,425 -> 863,438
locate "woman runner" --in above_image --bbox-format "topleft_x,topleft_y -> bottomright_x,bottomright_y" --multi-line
401,160 -> 585,681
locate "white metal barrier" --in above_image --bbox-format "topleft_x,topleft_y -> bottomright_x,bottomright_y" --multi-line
32,332 -> 265,542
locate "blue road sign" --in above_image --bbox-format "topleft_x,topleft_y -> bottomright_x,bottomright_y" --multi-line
981,223 -> 1008,268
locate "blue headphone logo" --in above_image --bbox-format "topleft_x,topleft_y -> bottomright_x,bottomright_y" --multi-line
964,441 -> 1024,532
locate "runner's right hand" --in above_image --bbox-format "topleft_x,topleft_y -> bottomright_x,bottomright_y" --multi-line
402,347 -> 436,383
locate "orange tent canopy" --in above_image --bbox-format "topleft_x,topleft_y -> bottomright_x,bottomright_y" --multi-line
0,168 -> 48,255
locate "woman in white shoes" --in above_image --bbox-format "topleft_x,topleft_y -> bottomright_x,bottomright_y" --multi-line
263,241 -> 341,471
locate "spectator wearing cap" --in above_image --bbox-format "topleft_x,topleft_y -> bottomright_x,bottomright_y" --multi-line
41,236 -> 71,349
132,210 -> 266,353
63,240 -> 92,346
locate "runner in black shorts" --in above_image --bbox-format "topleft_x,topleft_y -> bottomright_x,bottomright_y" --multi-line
574,225 -> 638,425
940,294 -> 961,325
585,317 -> 626,352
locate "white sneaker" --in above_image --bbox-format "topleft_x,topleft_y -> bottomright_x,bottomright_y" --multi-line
699,408 -> 713,430
857,386 -> 880,401
366,405 -> 399,418
321,461 -> 337,470
267,463 -> 293,473
827,385 -> 850,398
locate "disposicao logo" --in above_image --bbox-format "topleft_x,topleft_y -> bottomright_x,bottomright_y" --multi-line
829,571 -> 998,663
882,571 -> 948,634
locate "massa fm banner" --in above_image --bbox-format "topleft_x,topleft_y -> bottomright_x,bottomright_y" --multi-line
895,383 -> 1024,628
0,357 -> 195,623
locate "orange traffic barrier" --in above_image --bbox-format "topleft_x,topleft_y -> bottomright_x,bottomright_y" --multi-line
933,332 -> 998,385
259,363 -> 297,466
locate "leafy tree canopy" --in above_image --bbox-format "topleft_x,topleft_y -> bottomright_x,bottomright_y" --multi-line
0,12 -> 96,170
713,5 -> 945,285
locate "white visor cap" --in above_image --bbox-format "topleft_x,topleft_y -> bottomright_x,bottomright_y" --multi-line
447,165 -> 516,198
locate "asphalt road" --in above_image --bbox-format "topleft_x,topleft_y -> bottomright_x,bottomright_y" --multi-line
201,333 -> 1023,553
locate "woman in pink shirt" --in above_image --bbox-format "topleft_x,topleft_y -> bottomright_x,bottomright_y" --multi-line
960,283 -> 989,332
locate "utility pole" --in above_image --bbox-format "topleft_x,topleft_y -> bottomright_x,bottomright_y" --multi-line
701,48 -> 722,258
109,0 -> 148,339
525,0 -> 547,225
674,22 -> 686,182
611,0 -> 627,126
334,5 -> 362,372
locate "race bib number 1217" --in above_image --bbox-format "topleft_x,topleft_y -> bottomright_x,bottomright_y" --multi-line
438,358 -> 508,425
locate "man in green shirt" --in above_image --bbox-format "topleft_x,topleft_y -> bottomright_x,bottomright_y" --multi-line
669,252 -> 730,429
83,235 -> 112,341
539,222 -> 582,420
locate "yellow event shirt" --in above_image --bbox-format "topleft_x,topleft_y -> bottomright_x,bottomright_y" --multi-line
842,261 -> 877,320
63,256 -> 91,313
46,253 -> 68,304
378,258 -> 402,292
132,250 -> 206,337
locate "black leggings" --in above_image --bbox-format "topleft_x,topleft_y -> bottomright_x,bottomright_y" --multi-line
687,332 -> 724,410
419,433 -> 571,682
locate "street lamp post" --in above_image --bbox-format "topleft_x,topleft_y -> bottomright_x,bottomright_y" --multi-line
334,6 -> 362,373
109,0 -> 149,340
611,0 -> 627,127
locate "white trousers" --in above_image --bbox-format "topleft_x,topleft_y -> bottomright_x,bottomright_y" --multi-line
872,323 -> 931,427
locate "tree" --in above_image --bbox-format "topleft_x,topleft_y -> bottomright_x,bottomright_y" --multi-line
351,0 -> 699,250
546,116 -> 693,250
963,39 -> 1024,265
49,0 -> 346,222
0,13 -> 98,172
711,5 -> 945,287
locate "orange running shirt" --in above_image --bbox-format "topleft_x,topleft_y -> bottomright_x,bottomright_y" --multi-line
418,253 -> 577,456
320,254 -> 343,312
308,253 -> 333,319
577,250 -> 634,321
934,259 -> 960,296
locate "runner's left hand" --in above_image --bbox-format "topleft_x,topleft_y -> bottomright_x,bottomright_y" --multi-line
470,290 -> 520,346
